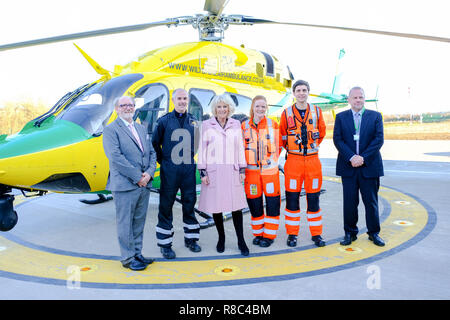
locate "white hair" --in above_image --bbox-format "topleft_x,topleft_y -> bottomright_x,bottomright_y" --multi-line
114,96 -> 135,108
349,86 -> 365,97
209,94 -> 236,118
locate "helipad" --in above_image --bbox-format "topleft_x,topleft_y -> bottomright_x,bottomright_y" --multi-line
0,176 -> 435,289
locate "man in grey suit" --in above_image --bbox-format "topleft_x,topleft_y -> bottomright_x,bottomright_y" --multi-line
103,96 -> 157,271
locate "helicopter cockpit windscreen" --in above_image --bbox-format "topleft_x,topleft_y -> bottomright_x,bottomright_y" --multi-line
227,92 -> 251,123
134,83 -> 169,136
189,88 -> 215,121
55,74 -> 143,136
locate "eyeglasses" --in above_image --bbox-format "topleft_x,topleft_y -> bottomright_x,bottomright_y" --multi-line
119,104 -> 135,108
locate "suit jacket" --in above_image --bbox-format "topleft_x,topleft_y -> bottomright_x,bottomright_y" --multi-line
333,108 -> 384,178
103,118 -> 157,192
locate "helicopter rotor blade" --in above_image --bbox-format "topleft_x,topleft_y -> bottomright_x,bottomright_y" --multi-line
204,0 -> 229,16
0,19 -> 179,52
240,17 -> 450,43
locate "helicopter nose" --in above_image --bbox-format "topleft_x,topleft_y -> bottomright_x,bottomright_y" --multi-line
0,119 -> 94,190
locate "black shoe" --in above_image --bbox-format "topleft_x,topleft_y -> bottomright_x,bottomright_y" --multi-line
160,247 -> 176,259
311,235 -> 326,247
123,258 -> 147,271
252,236 -> 263,245
368,234 -> 385,247
340,234 -> 357,246
185,239 -> 202,253
238,243 -> 249,256
216,239 -> 225,253
259,238 -> 274,248
287,235 -> 297,247
135,254 -> 154,265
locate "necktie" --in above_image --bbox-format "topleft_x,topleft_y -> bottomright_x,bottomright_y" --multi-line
128,123 -> 143,151
354,112 -> 361,155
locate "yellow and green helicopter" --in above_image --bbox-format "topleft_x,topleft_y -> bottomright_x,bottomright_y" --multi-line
0,0 -> 447,231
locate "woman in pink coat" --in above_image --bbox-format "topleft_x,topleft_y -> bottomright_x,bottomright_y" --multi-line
197,94 -> 249,256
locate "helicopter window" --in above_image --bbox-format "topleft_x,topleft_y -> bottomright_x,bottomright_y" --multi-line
261,51 -> 274,77
189,88 -> 216,121
226,92 -> 251,123
134,83 -> 169,136
55,74 -> 143,136
77,93 -> 102,106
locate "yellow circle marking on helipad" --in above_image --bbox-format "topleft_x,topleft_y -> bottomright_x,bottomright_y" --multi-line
0,177 -> 431,287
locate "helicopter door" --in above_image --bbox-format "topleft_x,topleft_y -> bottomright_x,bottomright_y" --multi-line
133,83 -> 169,136
188,88 -> 216,121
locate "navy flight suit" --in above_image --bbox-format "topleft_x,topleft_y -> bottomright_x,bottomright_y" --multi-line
152,110 -> 200,248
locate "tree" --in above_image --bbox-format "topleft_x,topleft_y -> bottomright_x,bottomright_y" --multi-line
0,99 -> 48,135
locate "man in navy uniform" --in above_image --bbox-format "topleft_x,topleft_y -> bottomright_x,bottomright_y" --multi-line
333,87 -> 385,247
152,88 -> 201,259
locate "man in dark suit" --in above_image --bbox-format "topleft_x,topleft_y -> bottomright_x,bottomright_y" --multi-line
103,96 -> 157,270
333,87 -> 385,247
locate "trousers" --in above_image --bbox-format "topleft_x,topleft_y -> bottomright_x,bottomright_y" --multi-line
341,169 -> 381,236
284,154 -> 323,236
112,187 -> 151,264
156,162 -> 200,248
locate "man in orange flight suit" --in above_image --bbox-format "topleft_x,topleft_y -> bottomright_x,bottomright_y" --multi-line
242,95 -> 283,248
279,80 -> 326,247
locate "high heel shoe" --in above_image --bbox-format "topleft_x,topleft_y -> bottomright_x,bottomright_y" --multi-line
216,238 -> 225,253
238,242 -> 249,256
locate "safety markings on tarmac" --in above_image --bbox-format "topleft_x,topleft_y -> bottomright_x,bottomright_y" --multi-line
0,177 -> 436,289
214,265 -> 241,277
337,246 -> 363,255
393,220 -> 415,226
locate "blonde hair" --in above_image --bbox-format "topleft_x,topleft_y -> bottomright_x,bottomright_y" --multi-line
250,95 -> 267,119
209,94 -> 236,118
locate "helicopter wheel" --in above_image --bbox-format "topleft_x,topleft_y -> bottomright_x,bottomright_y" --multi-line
0,194 -> 18,232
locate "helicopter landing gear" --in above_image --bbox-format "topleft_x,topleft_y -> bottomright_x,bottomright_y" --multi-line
0,194 -> 18,232
79,194 -> 113,205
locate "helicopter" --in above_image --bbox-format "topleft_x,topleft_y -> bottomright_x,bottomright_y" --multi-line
0,0 -> 448,232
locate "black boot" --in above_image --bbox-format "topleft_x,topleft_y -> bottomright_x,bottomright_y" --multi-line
312,235 -> 326,247
287,235 -> 297,247
213,213 -> 225,253
232,210 -> 249,256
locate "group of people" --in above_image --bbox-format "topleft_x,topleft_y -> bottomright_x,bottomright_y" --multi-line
102,80 -> 385,271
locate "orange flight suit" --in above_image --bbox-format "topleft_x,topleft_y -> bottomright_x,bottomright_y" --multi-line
279,103 -> 326,237
242,116 -> 282,240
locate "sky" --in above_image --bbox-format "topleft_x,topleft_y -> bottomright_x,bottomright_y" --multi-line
0,0 -> 449,115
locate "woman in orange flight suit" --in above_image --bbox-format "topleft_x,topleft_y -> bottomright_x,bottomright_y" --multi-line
242,95 -> 282,248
